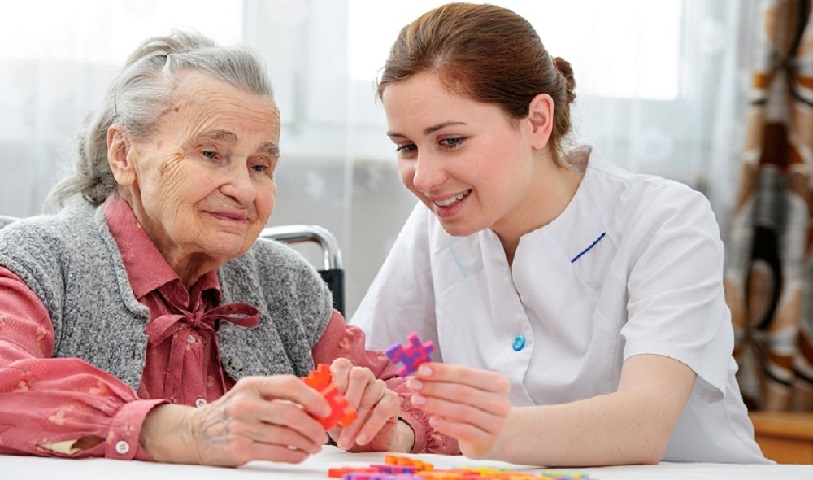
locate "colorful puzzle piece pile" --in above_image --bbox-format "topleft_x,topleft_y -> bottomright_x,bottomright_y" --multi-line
303,364 -> 358,429
385,332 -> 436,376
327,454 -> 597,480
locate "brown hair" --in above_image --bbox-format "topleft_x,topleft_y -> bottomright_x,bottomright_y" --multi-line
377,2 -> 576,167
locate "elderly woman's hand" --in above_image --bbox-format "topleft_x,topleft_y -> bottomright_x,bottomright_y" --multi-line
327,358 -> 414,452
140,375 -> 330,466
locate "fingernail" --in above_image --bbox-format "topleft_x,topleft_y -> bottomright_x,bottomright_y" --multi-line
418,365 -> 432,376
407,378 -> 423,389
411,394 -> 426,405
356,433 -> 368,445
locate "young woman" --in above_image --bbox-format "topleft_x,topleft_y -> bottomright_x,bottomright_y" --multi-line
352,2 -> 768,466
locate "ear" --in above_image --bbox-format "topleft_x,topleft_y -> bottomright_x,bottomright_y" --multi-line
525,93 -> 555,150
107,124 -> 137,186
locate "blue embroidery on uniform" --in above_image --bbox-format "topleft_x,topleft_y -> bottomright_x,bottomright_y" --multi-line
449,244 -> 467,278
571,232 -> 606,263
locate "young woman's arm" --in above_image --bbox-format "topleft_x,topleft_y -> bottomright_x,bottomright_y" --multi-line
410,354 -> 696,466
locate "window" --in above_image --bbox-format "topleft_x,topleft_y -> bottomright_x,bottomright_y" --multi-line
348,0 -> 683,100
286,0 -> 690,163
2,0 -> 243,63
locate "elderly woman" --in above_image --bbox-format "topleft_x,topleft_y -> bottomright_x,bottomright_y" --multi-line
0,32 -> 455,465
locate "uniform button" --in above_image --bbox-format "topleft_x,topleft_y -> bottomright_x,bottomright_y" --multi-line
512,334 -> 526,351
229,356 -> 244,371
195,397 -> 207,408
115,440 -> 130,455
187,335 -> 196,344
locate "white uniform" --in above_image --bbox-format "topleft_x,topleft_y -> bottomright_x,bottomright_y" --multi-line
352,147 -> 767,463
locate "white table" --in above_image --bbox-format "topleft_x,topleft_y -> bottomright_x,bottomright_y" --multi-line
2,446 -> 812,479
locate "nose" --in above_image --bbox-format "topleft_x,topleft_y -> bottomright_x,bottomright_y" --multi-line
411,153 -> 446,192
219,159 -> 257,205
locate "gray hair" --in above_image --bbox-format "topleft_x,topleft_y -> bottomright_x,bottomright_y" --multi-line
46,31 -> 275,209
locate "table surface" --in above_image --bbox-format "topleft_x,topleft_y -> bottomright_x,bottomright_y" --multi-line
2,446 -> 812,479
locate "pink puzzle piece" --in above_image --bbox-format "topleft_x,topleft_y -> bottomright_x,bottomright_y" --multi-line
385,332 -> 435,376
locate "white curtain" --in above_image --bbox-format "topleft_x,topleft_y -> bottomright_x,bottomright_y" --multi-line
0,0 -> 759,317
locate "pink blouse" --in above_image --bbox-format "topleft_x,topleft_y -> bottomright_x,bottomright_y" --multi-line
0,195 -> 457,460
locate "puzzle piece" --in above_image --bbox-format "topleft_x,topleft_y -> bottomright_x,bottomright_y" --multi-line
302,364 -> 357,429
303,363 -> 334,392
328,467 -> 377,478
328,457 -> 430,480
329,459 -> 587,480
384,455 -> 434,471
319,385 -> 358,429
341,474 -> 416,480
417,471 -> 481,480
369,464 -> 417,474
385,332 -> 435,376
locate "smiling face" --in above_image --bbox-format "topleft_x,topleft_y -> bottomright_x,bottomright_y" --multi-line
107,71 -> 280,284
382,72 -> 560,241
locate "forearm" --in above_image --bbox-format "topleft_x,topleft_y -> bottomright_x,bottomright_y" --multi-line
0,357 -> 164,459
492,391 -> 676,466
393,419 -> 416,453
140,403 -> 200,464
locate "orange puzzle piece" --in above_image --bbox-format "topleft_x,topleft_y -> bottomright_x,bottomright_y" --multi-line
303,364 -> 358,429
303,364 -> 334,391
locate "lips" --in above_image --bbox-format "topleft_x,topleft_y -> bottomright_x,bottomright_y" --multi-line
207,211 -> 250,222
433,189 -> 471,208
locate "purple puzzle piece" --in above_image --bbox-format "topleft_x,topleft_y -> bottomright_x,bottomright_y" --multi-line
385,332 -> 435,376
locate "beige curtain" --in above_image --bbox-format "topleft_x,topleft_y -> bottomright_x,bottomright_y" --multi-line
725,0 -> 813,411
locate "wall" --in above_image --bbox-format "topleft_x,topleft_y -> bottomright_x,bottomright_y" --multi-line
268,159 -> 416,318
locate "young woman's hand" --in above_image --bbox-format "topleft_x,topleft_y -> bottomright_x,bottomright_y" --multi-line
406,363 -> 512,458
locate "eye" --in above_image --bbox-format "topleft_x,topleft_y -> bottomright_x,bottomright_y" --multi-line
201,150 -> 219,160
440,137 -> 465,148
249,157 -> 276,177
396,143 -> 417,154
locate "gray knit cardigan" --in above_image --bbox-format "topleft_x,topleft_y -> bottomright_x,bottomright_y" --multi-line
0,198 -> 333,391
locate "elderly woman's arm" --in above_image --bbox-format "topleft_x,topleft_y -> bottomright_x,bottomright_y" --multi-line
0,267 -> 328,466
311,310 -> 459,455
0,266 -> 165,459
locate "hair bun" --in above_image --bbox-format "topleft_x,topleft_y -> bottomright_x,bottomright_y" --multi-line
124,30 -> 215,67
553,56 -> 576,103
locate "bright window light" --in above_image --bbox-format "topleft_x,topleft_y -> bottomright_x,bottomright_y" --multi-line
3,0 -> 243,64
348,0 -> 682,100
